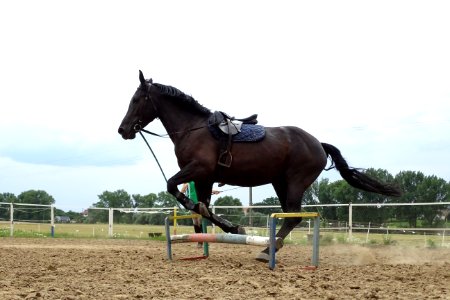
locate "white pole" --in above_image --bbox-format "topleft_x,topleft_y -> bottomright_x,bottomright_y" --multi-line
108,208 -> 113,237
50,204 -> 55,237
9,203 -> 13,237
348,203 -> 353,241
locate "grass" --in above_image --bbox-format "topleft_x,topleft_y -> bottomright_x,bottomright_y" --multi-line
0,221 -> 448,248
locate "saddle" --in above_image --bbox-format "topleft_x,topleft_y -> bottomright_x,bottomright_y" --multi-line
208,111 -> 261,167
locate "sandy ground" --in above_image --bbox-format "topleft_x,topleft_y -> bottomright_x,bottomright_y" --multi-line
0,238 -> 449,300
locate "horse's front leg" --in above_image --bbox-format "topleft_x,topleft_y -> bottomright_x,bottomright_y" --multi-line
167,174 -> 245,234
195,182 -> 246,235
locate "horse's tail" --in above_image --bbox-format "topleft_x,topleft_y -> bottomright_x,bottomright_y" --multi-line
321,143 -> 402,197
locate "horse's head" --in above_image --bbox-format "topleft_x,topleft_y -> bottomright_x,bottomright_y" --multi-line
118,70 -> 157,139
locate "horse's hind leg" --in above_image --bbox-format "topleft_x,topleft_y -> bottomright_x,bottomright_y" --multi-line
256,180 -> 305,262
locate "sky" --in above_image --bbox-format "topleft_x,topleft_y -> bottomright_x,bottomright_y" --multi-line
1,1 -> 449,212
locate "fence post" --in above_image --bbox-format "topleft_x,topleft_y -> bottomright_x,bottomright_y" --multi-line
50,204 -> 55,237
348,203 -> 353,241
9,203 -> 13,237
108,208 -> 113,237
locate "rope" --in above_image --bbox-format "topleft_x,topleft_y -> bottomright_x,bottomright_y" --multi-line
138,131 -> 168,183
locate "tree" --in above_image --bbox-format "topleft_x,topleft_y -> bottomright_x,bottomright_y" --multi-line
133,193 -> 157,208
416,175 -> 448,226
315,178 -> 338,221
353,168 -> 396,225
93,190 -> 133,223
330,180 -> 357,222
66,211 -> 84,223
154,191 -> 180,208
95,190 -> 133,208
16,190 -> 55,222
17,190 -> 55,205
0,193 -> 17,220
303,181 -> 320,205
252,197 -> 282,215
213,196 -> 243,224
394,171 -> 425,227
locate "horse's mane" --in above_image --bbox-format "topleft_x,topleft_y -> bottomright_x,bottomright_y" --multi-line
153,83 -> 211,116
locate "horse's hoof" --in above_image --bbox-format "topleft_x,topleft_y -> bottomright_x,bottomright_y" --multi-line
255,252 -> 270,263
237,226 -> 246,235
275,237 -> 284,250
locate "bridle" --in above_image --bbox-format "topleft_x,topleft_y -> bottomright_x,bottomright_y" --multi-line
133,83 -> 161,135
132,82 -> 207,184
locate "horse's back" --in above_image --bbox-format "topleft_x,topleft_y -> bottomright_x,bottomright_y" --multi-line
219,125 -> 327,186
268,125 -> 326,165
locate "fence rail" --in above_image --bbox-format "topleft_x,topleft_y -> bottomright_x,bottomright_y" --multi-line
1,202 -> 449,241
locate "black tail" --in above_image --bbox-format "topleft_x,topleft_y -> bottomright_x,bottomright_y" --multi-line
321,143 -> 402,197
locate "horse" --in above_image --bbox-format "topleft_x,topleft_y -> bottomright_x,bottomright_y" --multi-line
118,70 -> 401,262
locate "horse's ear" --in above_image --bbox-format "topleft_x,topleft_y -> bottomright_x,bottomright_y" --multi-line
149,78 -> 153,84
139,70 -> 145,85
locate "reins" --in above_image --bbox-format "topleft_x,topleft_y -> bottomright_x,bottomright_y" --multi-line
136,123 -> 209,184
139,124 -> 207,138
138,130 -> 168,183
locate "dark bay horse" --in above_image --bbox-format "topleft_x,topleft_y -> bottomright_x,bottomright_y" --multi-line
118,71 -> 401,262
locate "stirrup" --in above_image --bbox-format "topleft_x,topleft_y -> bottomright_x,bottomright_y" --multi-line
218,151 -> 232,168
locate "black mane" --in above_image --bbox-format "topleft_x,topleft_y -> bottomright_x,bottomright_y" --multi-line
153,83 -> 211,116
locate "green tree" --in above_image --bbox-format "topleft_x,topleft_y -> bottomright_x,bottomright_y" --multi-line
18,190 -> 55,205
132,193 -> 159,225
16,190 -> 55,222
93,190 -> 133,223
303,181 -> 320,205
353,168 -> 396,224
394,171 -> 425,227
66,211 -> 84,223
330,180 -> 357,222
154,191 -> 180,208
0,193 -> 17,220
133,193 -> 157,208
312,178 -> 338,221
252,196 -> 282,215
213,196 -> 243,224
416,175 -> 448,226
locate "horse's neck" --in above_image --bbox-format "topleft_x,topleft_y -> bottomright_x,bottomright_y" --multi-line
157,100 -> 207,140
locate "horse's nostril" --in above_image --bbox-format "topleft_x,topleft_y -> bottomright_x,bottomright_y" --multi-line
118,127 -> 124,134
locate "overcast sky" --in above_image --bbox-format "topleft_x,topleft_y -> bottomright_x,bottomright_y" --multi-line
1,1 -> 449,212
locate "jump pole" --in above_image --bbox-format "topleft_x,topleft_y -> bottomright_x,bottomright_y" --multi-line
165,214 -> 209,260
269,212 -> 320,270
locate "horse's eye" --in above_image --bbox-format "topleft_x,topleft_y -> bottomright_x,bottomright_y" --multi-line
144,96 -> 149,101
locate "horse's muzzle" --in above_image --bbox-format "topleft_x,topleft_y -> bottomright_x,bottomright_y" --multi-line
118,126 -> 136,139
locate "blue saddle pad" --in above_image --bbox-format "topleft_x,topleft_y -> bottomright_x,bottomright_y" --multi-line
208,124 -> 265,142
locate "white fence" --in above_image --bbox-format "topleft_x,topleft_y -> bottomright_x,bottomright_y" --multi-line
0,202 -> 55,237
1,202 -> 448,241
